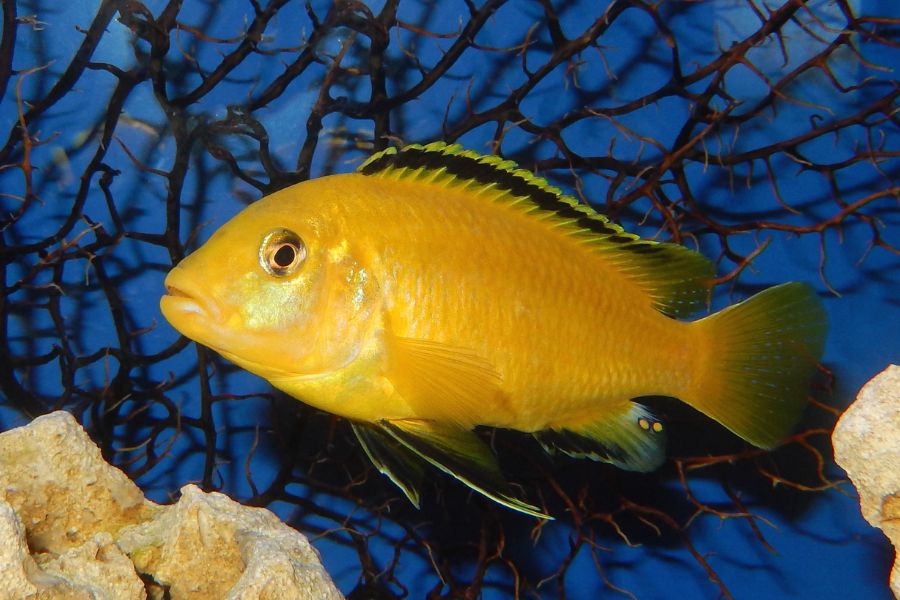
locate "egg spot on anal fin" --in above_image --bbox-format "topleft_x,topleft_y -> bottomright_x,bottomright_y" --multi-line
534,402 -> 666,472
637,417 -> 665,433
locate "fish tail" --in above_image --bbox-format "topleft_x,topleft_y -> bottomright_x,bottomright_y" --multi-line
684,282 -> 827,449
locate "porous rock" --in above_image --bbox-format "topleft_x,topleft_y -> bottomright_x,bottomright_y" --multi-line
833,365 -> 900,598
117,484 -> 343,600
34,531 -> 146,600
0,411 -> 343,599
0,410 -> 155,556
0,499 -> 40,597
0,498 -> 144,600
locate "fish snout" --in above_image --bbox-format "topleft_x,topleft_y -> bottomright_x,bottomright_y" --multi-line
160,267 -> 221,323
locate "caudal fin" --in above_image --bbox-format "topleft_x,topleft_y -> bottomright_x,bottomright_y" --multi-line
685,282 -> 827,449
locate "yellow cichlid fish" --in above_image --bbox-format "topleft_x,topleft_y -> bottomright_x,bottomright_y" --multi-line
161,142 -> 827,518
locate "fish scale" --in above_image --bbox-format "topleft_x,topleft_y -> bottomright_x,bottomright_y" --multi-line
356,175 -> 671,426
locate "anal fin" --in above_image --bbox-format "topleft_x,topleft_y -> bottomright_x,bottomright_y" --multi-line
534,402 -> 666,472
381,419 -> 551,519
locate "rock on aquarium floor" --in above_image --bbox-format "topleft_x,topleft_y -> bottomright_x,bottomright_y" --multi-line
833,365 -> 900,599
0,411 -> 343,600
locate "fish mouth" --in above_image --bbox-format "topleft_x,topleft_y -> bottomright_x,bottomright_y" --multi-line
161,285 -> 204,316
163,283 -> 193,301
160,268 -> 220,324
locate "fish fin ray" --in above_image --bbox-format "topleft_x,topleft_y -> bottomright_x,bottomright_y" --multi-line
351,421 -> 426,508
359,142 -> 713,317
381,419 -> 552,519
685,282 -> 827,449
534,402 -> 666,472
385,334 -> 505,427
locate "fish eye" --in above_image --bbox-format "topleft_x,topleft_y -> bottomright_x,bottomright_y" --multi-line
260,229 -> 306,277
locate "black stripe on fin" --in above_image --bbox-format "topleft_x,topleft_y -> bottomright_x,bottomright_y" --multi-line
358,142 -> 714,317
360,143 -> 566,211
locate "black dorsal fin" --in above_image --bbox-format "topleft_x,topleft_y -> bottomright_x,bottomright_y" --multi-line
358,142 -> 714,317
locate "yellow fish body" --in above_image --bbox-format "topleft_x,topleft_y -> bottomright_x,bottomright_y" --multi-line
161,142 -> 827,517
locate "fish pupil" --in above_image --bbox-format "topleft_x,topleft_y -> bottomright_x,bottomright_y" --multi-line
259,229 -> 305,276
273,244 -> 296,267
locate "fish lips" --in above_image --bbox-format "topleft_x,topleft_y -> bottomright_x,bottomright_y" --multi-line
160,267 -> 222,339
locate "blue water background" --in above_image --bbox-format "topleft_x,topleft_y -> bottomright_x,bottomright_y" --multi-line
1,0 -> 897,598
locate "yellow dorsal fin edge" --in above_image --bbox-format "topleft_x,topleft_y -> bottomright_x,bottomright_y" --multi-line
358,142 -> 714,317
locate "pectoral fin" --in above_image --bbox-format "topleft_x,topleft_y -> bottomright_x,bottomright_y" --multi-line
351,421 -> 427,508
385,334 -> 507,427
534,402 -> 666,472
380,419 -> 551,519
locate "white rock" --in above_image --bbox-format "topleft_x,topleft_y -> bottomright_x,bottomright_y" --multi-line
0,500 -> 39,597
0,410 -> 155,555
117,485 -> 343,600
35,531 -> 146,600
0,411 -> 344,600
833,365 -> 900,599
0,497 -> 145,600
